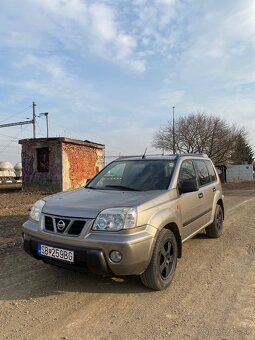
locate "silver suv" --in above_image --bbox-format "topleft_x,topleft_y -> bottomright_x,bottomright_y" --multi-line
22,154 -> 224,290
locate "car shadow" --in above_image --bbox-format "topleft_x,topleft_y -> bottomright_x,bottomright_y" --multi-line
0,211 -> 154,301
0,247 -> 153,302
193,232 -> 208,239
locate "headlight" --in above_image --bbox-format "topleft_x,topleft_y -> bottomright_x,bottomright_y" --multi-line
92,208 -> 137,231
30,200 -> 45,222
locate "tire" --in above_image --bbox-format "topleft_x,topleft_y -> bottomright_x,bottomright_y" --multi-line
205,204 -> 224,238
140,229 -> 178,291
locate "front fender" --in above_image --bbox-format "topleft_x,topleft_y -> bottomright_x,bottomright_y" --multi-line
147,207 -> 181,231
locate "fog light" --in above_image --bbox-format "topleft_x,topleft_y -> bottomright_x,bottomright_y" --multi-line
110,250 -> 122,263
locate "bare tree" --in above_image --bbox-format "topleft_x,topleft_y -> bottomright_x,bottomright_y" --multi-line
152,112 -> 245,164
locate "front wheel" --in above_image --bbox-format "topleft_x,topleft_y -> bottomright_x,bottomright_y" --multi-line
140,229 -> 178,291
205,204 -> 224,238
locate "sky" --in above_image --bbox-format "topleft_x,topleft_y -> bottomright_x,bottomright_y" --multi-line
0,0 -> 255,165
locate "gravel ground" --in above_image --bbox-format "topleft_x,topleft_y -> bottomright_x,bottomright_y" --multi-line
0,184 -> 254,339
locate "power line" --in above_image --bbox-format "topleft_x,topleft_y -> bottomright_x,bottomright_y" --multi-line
37,122 -> 44,138
0,102 -> 37,138
0,132 -> 21,139
0,129 -> 23,152
0,119 -> 33,128
0,104 -> 32,124
0,125 -> 30,152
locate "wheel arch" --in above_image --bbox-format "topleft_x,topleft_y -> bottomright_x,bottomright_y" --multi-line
217,199 -> 224,219
163,222 -> 182,258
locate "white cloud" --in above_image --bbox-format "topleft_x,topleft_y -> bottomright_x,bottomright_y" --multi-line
130,0 -> 180,56
1,54 -> 99,114
35,0 -> 87,26
154,0 -> 177,7
89,3 -> 116,42
86,3 -> 145,72
31,0 -> 145,73
1,0 -> 255,161
0,0 -> 145,74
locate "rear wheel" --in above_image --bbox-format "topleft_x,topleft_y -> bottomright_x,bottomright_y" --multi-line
205,204 -> 224,238
140,229 -> 177,290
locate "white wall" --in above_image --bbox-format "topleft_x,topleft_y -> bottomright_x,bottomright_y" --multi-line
226,164 -> 254,181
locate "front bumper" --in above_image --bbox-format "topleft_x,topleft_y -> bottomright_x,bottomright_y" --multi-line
23,234 -> 110,275
22,221 -> 157,276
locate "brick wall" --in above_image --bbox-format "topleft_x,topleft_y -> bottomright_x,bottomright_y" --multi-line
62,143 -> 104,190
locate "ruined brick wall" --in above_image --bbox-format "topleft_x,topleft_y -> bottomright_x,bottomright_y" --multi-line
62,142 -> 104,191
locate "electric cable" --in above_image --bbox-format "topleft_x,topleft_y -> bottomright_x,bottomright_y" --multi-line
0,104 -> 33,124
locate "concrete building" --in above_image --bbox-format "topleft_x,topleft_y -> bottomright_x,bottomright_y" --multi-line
19,137 -> 105,192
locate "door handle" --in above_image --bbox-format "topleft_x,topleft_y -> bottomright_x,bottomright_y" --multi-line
213,187 -> 216,192
198,192 -> 203,199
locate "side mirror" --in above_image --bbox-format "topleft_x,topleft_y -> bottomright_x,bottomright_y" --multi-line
179,178 -> 198,194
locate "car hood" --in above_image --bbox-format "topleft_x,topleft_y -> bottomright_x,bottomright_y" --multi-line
42,187 -> 163,218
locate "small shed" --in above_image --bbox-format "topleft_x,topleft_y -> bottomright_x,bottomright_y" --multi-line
19,137 -> 105,192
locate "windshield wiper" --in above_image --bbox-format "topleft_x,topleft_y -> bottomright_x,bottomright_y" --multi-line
104,185 -> 140,191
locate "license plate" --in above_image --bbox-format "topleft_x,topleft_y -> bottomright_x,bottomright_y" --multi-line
38,244 -> 74,263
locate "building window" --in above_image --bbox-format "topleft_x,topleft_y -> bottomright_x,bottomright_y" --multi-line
37,147 -> 49,172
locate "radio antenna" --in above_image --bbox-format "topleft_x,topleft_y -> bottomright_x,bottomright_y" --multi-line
142,147 -> 148,159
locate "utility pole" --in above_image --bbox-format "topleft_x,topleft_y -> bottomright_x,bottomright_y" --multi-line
32,101 -> 36,139
45,112 -> 48,138
0,102 -> 49,139
172,106 -> 176,154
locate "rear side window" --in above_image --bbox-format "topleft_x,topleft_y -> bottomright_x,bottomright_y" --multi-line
205,160 -> 217,182
194,160 -> 210,186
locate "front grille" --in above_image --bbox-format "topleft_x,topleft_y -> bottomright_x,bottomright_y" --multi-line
45,216 -> 54,231
43,215 -> 87,236
68,220 -> 86,235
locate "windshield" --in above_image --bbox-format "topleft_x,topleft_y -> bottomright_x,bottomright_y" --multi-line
87,160 -> 175,191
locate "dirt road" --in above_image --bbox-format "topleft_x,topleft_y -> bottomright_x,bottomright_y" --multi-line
0,187 -> 254,339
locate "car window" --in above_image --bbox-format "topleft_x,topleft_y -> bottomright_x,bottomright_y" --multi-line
108,163 -> 125,177
205,160 -> 217,182
194,160 -> 211,186
87,160 -> 176,191
96,163 -> 125,187
178,160 -> 197,187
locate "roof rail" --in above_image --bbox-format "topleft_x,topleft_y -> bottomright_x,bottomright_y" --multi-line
175,153 -> 208,158
116,154 -> 167,160
114,153 -> 208,160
